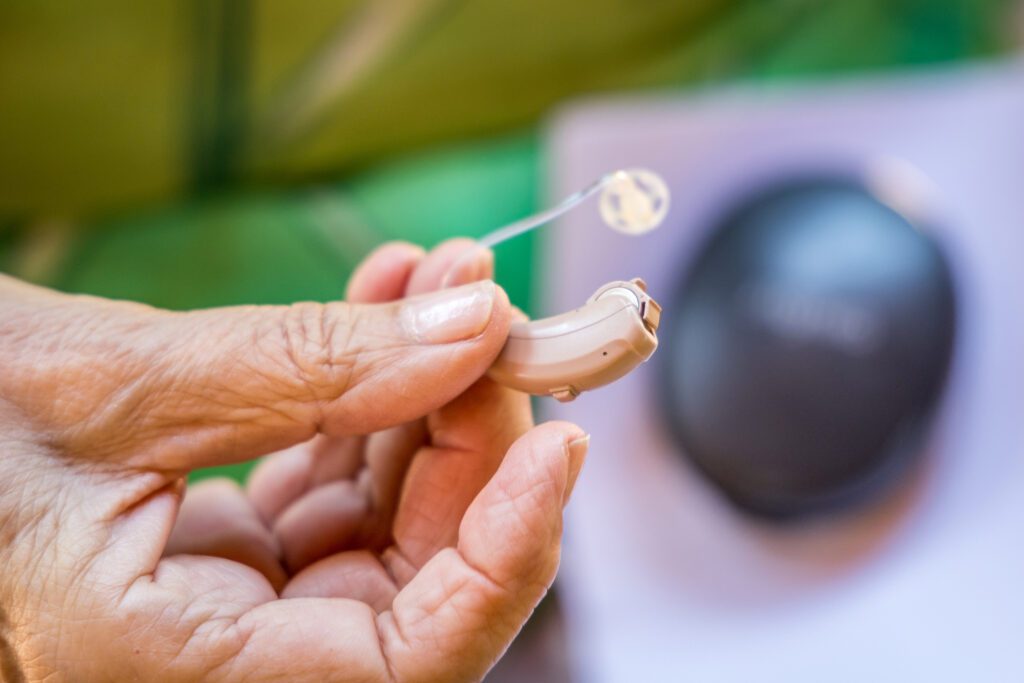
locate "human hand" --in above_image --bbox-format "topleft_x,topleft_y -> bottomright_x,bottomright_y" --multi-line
0,240 -> 588,682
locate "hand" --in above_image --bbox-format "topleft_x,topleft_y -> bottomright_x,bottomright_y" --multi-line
0,239 -> 588,682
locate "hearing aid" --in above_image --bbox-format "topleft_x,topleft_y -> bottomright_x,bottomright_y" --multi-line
454,167 -> 668,400
488,278 -> 661,401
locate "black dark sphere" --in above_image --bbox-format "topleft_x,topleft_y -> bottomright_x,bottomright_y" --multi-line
660,178 -> 956,518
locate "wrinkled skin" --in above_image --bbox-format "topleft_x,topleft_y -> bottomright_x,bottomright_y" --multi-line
0,240 -> 588,682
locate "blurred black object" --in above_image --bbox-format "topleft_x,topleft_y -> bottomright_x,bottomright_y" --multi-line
661,178 -> 956,518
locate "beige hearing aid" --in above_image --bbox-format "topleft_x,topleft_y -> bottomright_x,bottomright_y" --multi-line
488,278 -> 661,401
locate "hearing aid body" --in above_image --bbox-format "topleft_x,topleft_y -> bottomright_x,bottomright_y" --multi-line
488,278 -> 660,401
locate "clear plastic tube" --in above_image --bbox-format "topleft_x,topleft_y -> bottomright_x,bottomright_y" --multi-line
446,168 -> 669,285
476,171 -> 626,249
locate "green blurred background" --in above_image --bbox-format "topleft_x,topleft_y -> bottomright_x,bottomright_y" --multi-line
0,0 -> 1016,483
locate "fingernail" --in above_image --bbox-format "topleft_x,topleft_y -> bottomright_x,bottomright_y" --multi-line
403,280 -> 496,344
442,246 -> 494,288
564,434 -> 590,505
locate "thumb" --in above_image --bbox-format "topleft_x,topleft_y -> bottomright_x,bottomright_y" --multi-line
17,280 -> 509,471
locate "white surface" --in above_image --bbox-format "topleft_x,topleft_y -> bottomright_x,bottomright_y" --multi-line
541,61 -> 1024,683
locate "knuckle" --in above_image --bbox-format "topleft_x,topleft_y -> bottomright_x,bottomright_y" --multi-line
276,302 -> 358,401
